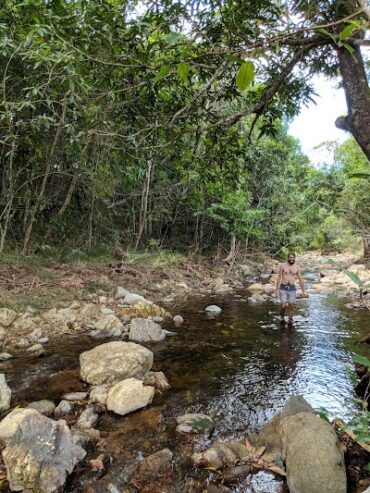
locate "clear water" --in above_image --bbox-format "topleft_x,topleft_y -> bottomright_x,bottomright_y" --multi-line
2,287 -> 370,492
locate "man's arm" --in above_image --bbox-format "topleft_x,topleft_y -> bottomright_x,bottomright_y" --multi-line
275,264 -> 282,296
297,269 -> 308,297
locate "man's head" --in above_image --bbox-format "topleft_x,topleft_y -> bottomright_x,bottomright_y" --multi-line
287,252 -> 296,265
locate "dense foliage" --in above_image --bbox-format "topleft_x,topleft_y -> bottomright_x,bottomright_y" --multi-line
0,0 -> 368,257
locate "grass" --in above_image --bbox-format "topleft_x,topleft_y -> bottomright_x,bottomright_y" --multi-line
0,245 -> 187,313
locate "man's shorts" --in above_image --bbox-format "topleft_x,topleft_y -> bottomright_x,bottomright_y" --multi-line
279,284 -> 296,304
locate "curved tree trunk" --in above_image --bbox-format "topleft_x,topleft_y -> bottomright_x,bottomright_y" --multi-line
335,44 -> 370,161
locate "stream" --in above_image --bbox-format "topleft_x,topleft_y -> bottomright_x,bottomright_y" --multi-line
2,273 -> 370,492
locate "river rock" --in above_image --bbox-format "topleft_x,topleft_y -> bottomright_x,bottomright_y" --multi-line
0,408 -> 86,493
93,314 -> 123,331
27,327 -> 43,343
54,399 -> 75,418
173,314 -> 184,324
27,343 -> 45,357
176,413 -> 215,435
281,411 -> 346,493
248,283 -> 265,293
130,448 -> 173,493
76,407 -> 99,430
106,378 -> 155,416
0,373 -> 11,412
143,371 -> 171,390
124,293 -> 149,305
89,385 -> 109,406
79,303 -> 99,319
26,399 -> 56,416
80,341 -> 153,385
129,318 -> 166,343
0,308 -> 17,327
205,305 -> 222,314
192,442 -> 248,469
0,352 -> 14,361
0,327 -> 6,341
115,287 -> 130,299
63,392 -> 88,401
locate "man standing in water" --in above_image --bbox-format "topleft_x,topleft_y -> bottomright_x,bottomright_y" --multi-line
275,252 -> 308,323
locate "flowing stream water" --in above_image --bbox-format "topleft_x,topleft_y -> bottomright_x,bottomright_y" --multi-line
2,272 -> 370,492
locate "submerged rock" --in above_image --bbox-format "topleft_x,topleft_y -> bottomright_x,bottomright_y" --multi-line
0,373 -> 11,412
80,341 -> 153,385
130,448 -> 173,493
176,413 -> 215,435
0,408 -> 85,493
106,378 -> 154,416
129,318 -> 166,343
192,442 -> 248,469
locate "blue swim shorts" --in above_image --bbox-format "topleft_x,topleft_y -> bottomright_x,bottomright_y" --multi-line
279,284 -> 296,303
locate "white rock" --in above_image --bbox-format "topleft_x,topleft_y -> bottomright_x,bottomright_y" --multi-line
115,287 -> 131,299
80,341 -> 153,385
0,327 -> 5,341
26,400 -> 55,416
0,373 -> 11,412
0,308 -> 17,327
106,378 -> 154,416
129,318 -> 166,343
93,314 -> 123,331
205,305 -> 222,314
124,293 -> 151,305
89,385 -> 109,406
54,400 -> 74,418
173,315 -> 184,324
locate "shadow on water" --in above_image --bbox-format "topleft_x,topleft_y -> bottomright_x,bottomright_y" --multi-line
2,289 -> 370,491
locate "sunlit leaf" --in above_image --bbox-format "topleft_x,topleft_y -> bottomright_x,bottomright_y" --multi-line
236,61 -> 255,91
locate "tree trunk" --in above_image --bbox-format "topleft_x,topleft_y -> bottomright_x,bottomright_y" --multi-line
364,235 -> 370,259
336,45 -> 370,160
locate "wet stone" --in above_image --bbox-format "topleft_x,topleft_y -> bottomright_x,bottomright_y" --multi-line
76,407 -> 99,430
205,305 -> 222,314
176,413 -> 215,435
0,352 -> 14,361
27,343 -> 45,357
130,448 -> 173,493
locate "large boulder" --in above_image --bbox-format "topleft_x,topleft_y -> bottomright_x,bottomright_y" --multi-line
0,408 -> 85,493
106,378 -> 154,416
281,411 -> 346,493
0,308 -> 17,327
129,318 -> 166,343
80,341 -> 153,385
0,373 -> 11,412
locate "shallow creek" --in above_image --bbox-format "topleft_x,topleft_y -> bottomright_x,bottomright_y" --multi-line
2,275 -> 370,492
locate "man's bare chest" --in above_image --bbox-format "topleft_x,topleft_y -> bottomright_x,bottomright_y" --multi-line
282,265 -> 298,276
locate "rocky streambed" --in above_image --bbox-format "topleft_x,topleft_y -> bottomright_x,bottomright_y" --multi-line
0,253 -> 370,492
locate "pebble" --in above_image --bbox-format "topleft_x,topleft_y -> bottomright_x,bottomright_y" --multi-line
63,392 -> 88,401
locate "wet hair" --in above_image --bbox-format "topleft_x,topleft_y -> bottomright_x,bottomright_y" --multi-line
288,252 -> 296,258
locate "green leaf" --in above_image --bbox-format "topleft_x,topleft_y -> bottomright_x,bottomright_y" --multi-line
154,65 -> 171,83
165,32 -> 183,45
343,43 -> 355,55
339,24 -> 357,41
353,354 -> 370,368
236,61 -> 255,91
177,62 -> 190,82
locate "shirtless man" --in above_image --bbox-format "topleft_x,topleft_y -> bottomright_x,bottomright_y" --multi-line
275,252 -> 308,323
